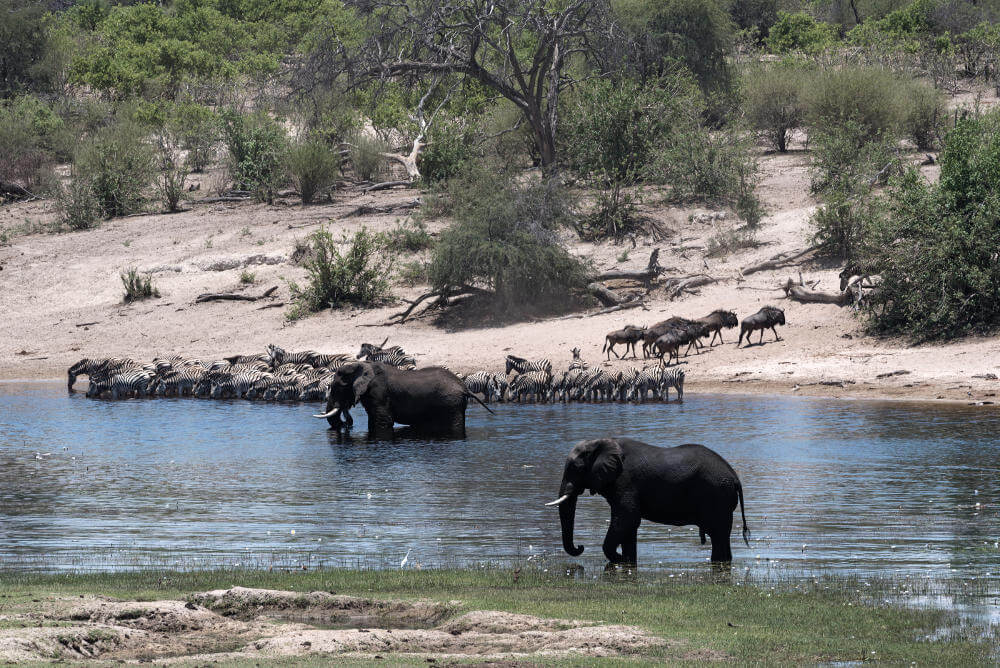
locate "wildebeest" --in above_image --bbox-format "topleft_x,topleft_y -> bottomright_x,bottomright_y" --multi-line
696,310 -> 739,346
737,306 -> 785,347
602,325 -> 645,360
652,330 -> 686,366
642,317 -> 706,358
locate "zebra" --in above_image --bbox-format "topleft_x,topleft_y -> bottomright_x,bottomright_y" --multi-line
505,355 -> 553,376
463,370 -> 500,403
86,368 -> 155,399
490,372 -> 510,402
151,366 -> 206,397
658,367 -> 685,402
509,370 -> 552,403
223,352 -> 270,366
267,344 -> 319,368
68,357 -> 140,391
310,353 -> 352,369
358,342 -> 417,369
626,366 -> 662,402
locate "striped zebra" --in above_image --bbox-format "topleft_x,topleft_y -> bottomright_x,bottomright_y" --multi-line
86,368 -> 155,399
68,357 -> 140,391
462,370 -> 500,403
267,344 -> 319,367
361,346 -> 417,369
625,366 -> 661,402
568,347 -> 588,371
583,369 -> 619,403
310,353 -> 352,369
224,352 -> 270,365
658,367 -> 685,402
151,366 -> 206,397
211,369 -> 274,399
509,370 -> 552,403
505,355 -> 553,376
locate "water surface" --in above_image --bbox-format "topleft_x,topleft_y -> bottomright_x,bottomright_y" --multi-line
2,381 -> 998,599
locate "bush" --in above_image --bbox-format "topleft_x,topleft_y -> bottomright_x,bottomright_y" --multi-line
902,80 -> 946,150
240,270 -> 256,284
168,103 -> 217,173
804,67 -> 905,143
286,226 -> 392,319
429,168 -> 589,317
155,131 -> 188,212
765,11 -> 839,54
861,113 -> 1000,340
809,120 -> 900,196
0,95 -> 70,192
742,63 -> 810,152
386,218 -> 433,252
58,177 -> 102,231
75,121 -> 155,218
397,260 -> 430,286
705,223 -> 759,257
121,267 -> 159,303
286,136 -> 339,204
420,118 -> 476,184
346,131 -> 388,182
220,110 -> 288,203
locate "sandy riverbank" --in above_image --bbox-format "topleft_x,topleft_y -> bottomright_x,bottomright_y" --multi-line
2,139 -> 999,405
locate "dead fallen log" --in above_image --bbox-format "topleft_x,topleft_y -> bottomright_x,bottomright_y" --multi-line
557,300 -> 648,319
361,180 -> 413,193
595,248 -> 664,283
195,286 -> 278,303
780,278 -> 850,305
588,282 -> 627,307
257,301 -> 285,310
384,284 -> 486,324
195,195 -> 252,204
1,181 -> 34,201
664,274 -> 718,300
740,246 -> 819,276
340,199 -> 421,218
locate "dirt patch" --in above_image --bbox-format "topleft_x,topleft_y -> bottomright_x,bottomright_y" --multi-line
0,589 -> 680,663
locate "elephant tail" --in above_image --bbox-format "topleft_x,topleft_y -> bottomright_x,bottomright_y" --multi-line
738,482 -> 750,547
465,390 -> 496,415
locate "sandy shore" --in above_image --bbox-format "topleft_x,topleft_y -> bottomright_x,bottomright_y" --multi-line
2,146 -> 999,406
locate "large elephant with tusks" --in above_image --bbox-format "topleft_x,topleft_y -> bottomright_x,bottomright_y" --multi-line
313,361 -> 492,438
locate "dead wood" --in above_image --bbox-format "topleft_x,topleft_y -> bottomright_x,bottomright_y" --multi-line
587,281 -> 627,307
664,274 -> 718,300
740,246 -> 818,276
195,285 -> 278,303
594,249 -> 664,283
195,195 -> 252,204
361,180 -> 413,193
340,199 -> 421,218
74,321 -> 100,327
257,301 -> 285,310
780,278 -> 851,306
0,181 -> 34,201
556,300 -> 647,319
384,285 -> 486,324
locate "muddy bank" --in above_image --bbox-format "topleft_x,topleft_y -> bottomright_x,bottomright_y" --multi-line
0,587 -> 673,663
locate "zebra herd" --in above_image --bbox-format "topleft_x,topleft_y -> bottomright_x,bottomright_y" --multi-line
458,352 -> 685,404
67,342 -> 416,402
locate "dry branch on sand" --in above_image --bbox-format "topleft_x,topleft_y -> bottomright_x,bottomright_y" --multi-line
780,277 -> 851,306
195,286 -> 278,303
741,246 -> 818,276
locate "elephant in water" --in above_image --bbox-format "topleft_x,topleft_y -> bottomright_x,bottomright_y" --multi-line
547,438 -> 750,564
313,361 -> 493,438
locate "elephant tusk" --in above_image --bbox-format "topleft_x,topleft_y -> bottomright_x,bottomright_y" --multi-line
545,494 -> 571,507
312,408 -> 340,419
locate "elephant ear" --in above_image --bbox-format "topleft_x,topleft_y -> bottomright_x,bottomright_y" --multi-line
588,439 -> 623,494
351,363 -> 378,402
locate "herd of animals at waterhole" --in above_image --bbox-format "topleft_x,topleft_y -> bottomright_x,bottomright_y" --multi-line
60,307 -> 785,563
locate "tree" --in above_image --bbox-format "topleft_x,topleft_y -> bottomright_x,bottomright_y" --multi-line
0,0 -> 54,96
306,0 -> 615,170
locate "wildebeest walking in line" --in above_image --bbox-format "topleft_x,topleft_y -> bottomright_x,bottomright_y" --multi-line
602,325 -> 645,360
737,306 -> 786,347
695,310 -> 739,346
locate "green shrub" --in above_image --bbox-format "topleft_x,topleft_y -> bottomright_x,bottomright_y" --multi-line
286,136 -> 339,204
0,95 -> 70,192
429,167 -> 589,317
420,118 -> 475,184
809,120 -> 899,196
75,121 -> 155,218
765,11 -> 838,54
58,177 -> 102,231
742,63 -> 810,152
121,267 -> 159,303
220,110 -> 288,203
861,113 -> 1000,340
705,223 -> 759,257
397,260 -> 430,286
804,67 -> 906,143
168,103 -> 217,173
902,81 -> 945,150
346,131 -> 388,182
240,270 -> 256,284
387,219 -> 433,252
562,76 -> 690,240
286,226 -> 392,319
155,131 -> 188,213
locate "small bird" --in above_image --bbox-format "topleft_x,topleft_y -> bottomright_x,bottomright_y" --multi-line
400,548 -> 411,568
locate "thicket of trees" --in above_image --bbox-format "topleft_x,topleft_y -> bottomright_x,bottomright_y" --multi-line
2,0 -> 1000,333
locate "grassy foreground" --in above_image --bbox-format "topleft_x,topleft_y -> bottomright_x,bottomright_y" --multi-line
1,567 -> 995,665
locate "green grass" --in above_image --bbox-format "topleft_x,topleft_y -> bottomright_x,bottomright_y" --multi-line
1,567 -> 995,664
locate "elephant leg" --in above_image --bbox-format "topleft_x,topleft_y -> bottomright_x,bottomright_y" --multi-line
708,515 -> 734,562
602,512 -> 640,564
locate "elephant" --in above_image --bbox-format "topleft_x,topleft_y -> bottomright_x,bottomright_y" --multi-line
312,361 -> 493,438
547,438 -> 750,564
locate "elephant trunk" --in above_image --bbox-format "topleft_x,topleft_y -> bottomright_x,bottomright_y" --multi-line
557,483 -> 584,557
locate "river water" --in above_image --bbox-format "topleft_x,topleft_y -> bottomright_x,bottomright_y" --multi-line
2,381 -> 998,595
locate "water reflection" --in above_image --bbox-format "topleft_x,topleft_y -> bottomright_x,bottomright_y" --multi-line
1,381 -> 998,594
